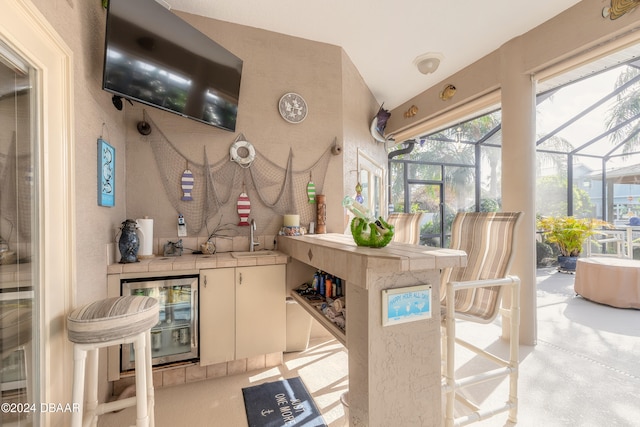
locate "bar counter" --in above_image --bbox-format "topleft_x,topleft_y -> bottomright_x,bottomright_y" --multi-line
278,234 -> 467,426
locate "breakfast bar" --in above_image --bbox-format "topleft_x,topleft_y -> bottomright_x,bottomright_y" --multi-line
278,234 -> 467,426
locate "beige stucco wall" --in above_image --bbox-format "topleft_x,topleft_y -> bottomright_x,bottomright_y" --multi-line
27,0 -> 127,308
124,12 -> 385,240
16,0 -> 381,408
387,0 -> 640,137
23,1 -> 383,309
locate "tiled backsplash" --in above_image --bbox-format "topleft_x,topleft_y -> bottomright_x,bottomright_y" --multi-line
108,234 -> 277,265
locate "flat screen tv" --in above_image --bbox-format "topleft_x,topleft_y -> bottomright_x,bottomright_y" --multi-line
102,0 -> 243,132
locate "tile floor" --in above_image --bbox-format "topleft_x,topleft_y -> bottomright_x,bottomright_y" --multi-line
99,268 -> 640,426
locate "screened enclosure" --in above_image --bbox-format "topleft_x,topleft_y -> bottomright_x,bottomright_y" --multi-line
389,42 -> 640,248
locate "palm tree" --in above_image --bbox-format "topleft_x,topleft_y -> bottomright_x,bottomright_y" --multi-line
605,65 -> 640,154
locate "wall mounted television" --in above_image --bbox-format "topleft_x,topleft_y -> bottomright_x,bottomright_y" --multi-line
102,0 -> 243,132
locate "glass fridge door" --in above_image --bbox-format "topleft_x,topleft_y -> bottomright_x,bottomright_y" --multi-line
121,275 -> 198,371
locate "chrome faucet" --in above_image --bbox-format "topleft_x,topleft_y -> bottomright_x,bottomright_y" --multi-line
250,219 -> 260,252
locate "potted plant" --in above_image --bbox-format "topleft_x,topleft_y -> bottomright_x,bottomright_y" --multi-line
536,216 -> 611,272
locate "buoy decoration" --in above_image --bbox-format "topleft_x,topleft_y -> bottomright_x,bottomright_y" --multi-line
237,192 -> 251,226
181,169 -> 194,201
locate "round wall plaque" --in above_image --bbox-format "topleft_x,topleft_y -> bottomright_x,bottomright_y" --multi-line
278,92 -> 308,123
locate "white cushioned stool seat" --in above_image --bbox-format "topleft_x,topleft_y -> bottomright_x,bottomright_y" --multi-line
67,295 -> 159,343
67,296 -> 159,427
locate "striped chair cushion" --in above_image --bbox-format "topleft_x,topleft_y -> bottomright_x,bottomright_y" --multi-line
387,213 -> 424,245
441,212 -> 521,321
67,296 -> 159,344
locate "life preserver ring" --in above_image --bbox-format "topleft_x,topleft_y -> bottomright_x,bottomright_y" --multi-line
230,140 -> 256,167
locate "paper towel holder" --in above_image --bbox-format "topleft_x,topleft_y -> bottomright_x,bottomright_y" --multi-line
136,217 -> 155,258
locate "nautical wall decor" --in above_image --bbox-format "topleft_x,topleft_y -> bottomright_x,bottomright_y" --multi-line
307,172 -> 316,204
98,138 -> 115,207
603,0 -> 640,19
142,111 -> 336,234
237,185 -> 251,226
229,135 -> 256,167
278,92 -> 308,123
181,167 -> 194,201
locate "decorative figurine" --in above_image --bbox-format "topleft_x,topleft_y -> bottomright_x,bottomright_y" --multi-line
350,216 -> 394,248
343,195 -> 394,248
163,239 -> 183,257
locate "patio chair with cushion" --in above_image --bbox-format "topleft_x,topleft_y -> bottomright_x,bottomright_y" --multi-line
441,211 -> 522,427
387,212 -> 424,245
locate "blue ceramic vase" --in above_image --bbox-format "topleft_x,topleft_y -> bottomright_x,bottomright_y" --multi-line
118,219 -> 140,263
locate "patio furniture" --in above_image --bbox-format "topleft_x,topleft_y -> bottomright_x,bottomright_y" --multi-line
574,257 -> 640,309
387,212 -> 424,244
441,211 -> 522,427
587,229 -> 625,257
67,296 -> 159,427
623,226 -> 640,258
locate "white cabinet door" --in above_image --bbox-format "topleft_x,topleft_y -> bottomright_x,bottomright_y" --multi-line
235,265 -> 286,359
199,268 -> 235,366
200,264 -> 286,365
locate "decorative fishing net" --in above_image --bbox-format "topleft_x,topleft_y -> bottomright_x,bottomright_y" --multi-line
144,111 -> 335,235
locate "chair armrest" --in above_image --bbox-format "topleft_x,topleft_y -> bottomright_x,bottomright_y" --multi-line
445,275 -> 520,324
448,275 -> 520,291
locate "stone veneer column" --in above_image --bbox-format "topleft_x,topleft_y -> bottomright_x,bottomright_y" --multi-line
500,36 -> 537,345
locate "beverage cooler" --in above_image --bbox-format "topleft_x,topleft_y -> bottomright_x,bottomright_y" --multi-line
121,275 -> 198,371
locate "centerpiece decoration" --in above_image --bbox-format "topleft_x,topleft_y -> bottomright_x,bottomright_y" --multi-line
343,196 -> 394,248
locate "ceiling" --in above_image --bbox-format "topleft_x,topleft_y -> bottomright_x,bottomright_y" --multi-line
167,0 -> 582,110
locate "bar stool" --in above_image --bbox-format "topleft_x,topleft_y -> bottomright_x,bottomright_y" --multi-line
67,296 -> 159,427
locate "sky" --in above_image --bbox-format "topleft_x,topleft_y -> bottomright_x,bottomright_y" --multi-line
537,65 -> 635,170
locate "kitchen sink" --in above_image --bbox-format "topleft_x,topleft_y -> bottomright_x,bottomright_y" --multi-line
230,250 -> 277,258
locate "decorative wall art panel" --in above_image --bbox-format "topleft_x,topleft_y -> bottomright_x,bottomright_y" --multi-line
98,138 -> 115,207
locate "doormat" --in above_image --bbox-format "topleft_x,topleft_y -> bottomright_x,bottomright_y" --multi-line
242,377 -> 327,427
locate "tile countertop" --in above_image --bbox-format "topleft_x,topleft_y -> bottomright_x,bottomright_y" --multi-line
277,233 -> 467,287
107,251 -> 289,275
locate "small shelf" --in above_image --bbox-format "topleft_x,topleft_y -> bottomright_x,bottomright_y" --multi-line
289,291 -> 346,347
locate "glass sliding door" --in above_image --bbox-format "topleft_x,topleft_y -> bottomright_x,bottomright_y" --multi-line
408,182 -> 442,247
0,41 -> 38,427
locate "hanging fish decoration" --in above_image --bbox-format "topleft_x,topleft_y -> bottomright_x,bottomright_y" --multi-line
237,191 -> 251,226
181,169 -> 194,201
307,172 -> 316,204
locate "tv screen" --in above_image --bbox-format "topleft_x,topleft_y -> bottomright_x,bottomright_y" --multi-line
102,0 -> 243,131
